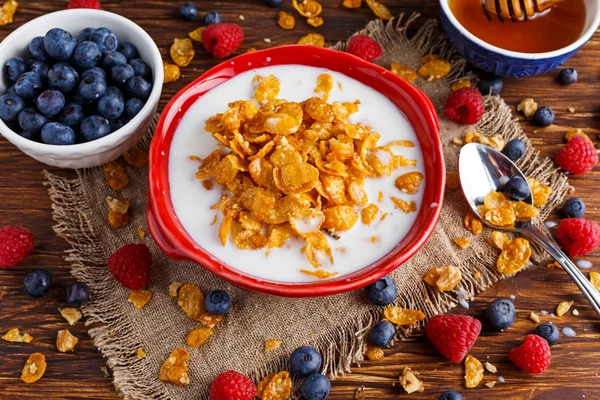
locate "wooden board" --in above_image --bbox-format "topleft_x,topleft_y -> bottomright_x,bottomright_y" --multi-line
0,1 -> 599,398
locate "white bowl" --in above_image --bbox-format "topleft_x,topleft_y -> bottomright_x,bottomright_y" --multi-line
0,9 -> 164,169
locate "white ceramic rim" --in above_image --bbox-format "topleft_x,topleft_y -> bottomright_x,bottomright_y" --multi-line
439,0 -> 600,60
0,9 -> 164,154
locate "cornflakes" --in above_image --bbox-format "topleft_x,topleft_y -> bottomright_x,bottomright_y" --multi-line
548,261 -> 561,269
491,231 -> 510,250
530,311 -> 540,323
395,172 -> 423,194
390,64 -> 417,83
137,347 -> 146,358
418,59 -> 452,81
399,367 -> 424,394
188,26 -> 204,42
277,11 -> 295,30
293,0 -> 322,17
2,328 -> 33,343
526,178 -> 551,207
315,73 -> 334,101
264,339 -> 282,352
452,80 -> 470,91
361,204 -> 379,224
0,0 -> 18,26
464,355 -> 484,388
300,269 -> 338,279
20,353 -> 46,384
235,229 -> 269,249
298,33 -> 325,47
556,301 -> 573,317
256,371 -> 292,400
383,306 -> 425,326
164,62 -> 181,83
496,237 -> 531,274
564,128 -> 589,142
307,16 -> 324,27
170,38 -> 195,67
355,386 -> 365,400
103,161 -> 129,190
461,131 -> 506,151
454,237 -> 470,249
479,190 -> 539,227
364,344 -> 384,360
107,196 -> 130,228
177,283 -> 206,321
322,206 -> 359,232
124,145 -> 148,167
343,0 -> 362,8
159,348 -> 190,386
59,308 -> 82,325
423,265 -> 461,292
517,98 -> 538,117
420,54 -> 440,63
446,171 -> 460,189
128,289 -> 153,310
186,327 -> 213,348
198,312 -> 223,328
56,329 -> 78,352
464,210 -> 483,235
366,0 -> 393,19
390,197 -> 417,213
169,282 -> 182,297
590,271 -> 600,291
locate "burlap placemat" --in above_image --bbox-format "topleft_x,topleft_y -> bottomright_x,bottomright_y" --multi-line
43,15 -> 571,399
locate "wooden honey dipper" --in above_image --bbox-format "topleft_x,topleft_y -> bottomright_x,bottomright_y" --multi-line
483,0 -> 565,21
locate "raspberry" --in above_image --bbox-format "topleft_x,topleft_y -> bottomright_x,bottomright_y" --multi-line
347,35 -> 383,62
425,314 -> 482,362
202,23 -> 244,59
555,218 -> 600,257
209,370 -> 256,400
66,0 -> 103,9
107,244 -> 152,290
445,87 -> 485,125
555,135 -> 598,174
0,226 -> 34,269
508,334 -> 551,374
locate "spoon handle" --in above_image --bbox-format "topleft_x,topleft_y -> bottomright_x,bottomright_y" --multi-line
522,225 -> 600,318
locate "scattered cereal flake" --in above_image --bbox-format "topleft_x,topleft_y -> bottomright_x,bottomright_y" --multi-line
258,370 -> 292,400
315,73 -> 334,101
485,381 -> 496,388
56,329 -> 79,352
452,137 -> 464,145
399,367 -> 424,394
103,161 -> 129,190
354,385 -> 365,400
423,265 -> 461,292
168,282 -> 183,297
198,312 -> 223,328
20,353 -> 46,384
277,11 -> 295,29
170,38 -> 195,67
530,311 -> 540,323
390,197 -> 417,213
418,59 -> 452,81
474,271 -> 481,279
517,98 -> 538,117
395,172 -> 423,194
107,196 -> 130,228
446,171 -> 460,189
454,237 -> 470,249
491,231 -> 510,250
568,106 -> 575,113
124,145 -> 148,167
361,204 -> 379,225
573,309 -> 580,316
136,347 -> 146,358
188,26 -> 204,41
526,178 -> 551,208
364,344 -> 384,360
0,0 -> 18,26
128,289 -> 153,310
452,80 -> 470,91
390,64 -> 417,83
164,62 -> 182,83
464,210 -> 483,235
344,0 -> 362,8
298,33 -> 325,47
383,306 -> 425,326
465,354 -> 484,388
239,14 -> 245,20
307,16 -> 324,27
590,272 -> 600,291
186,327 -> 213,348
177,283 -> 206,321
556,301 -> 574,317
246,47 -> 257,52
159,348 -> 190,386
484,362 -> 497,373
2,328 -> 33,343
264,38 -> 272,43
564,128 -> 589,142
547,261 -> 561,268
300,269 -> 338,279
497,238 -> 531,275
137,226 -> 147,240
366,0 -> 393,19
264,339 -> 283,352
293,0 -> 322,17
59,308 -> 82,326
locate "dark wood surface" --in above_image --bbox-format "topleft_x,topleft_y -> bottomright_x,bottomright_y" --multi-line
1,1 -> 599,399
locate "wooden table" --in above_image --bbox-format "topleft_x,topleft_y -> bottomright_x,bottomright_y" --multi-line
1,1 -> 599,398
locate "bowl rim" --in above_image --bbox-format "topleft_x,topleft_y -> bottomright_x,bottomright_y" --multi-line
0,8 -> 164,154
439,0 -> 600,60
147,45 -> 445,297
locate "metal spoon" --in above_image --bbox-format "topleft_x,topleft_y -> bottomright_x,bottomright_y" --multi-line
459,143 -> 600,317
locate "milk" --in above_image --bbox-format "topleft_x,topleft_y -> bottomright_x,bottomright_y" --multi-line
168,65 -> 425,283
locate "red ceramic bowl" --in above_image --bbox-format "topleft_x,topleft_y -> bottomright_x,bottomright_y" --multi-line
148,45 -> 444,297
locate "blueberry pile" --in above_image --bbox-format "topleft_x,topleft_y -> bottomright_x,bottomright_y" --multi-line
0,27 -> 153,145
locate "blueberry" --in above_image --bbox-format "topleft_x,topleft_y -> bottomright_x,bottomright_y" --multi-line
203,289 -> 231,315
73,41 -> 102,69
179,2 -> 198,21
65,282 -> 90,306
290,346 -> 322,377
23,268 -> 52,298
300,373 -> 331,400
533,106 -> 554,127
563,197 -> 586,218
534,322 -> 560,346
30,61 -> 49,81
57,103 -> 84,128
116,41 -> 138,60
503,176 -> 529,201
125,98 -> 144,119
125,76 -> 152,100
81,66 -> 107,82
0,94 -> 26,122
71,91 -> 94,106
365,276 -> 397,305
485,298 -> 516,330
367,321 -> 395,347
78,74 -> 107,101
558,68 -> 578,85
41,122 -> 76,145
48,64 -> 80,93
80,115 -> 111,141
90,27 -> 118,52
266,0 -> 283,6
478,76 -> 503,95
44,28 -> 78,61
6,85 -> 16,95
502,139 -> 526,162
203,11 -> 221,25
109,116 -> 128,132
439,390 -> 464,400
78,27 -> 95,42
129,58 -> 151,79
18,107 -> 47,133
110,64 -> 134,86
100,51 -> 127,70
98,88 -> 124,120
36,89 -> 65,118
4,57 -> 28,82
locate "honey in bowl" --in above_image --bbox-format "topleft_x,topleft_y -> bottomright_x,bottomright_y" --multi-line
448,0 -> 586,53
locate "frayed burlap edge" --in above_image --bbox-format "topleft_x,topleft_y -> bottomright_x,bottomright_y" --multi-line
42,14 -> 572,400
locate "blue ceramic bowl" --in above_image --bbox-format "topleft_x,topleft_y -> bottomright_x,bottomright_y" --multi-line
440,0 -> 600,77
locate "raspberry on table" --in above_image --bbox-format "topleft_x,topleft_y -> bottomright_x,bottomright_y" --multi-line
555,135 -> 598,174
508,334 -> 551,374
445,87 -> 485,125
555,218 -> 600,257
209,370 -> 256,400
425,314 -> 482,362
66,0 -> 103,10
202,23 -> 244,59
347,35 -> 383,62
108,243 -> 152,290
0,226 -> 34,268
